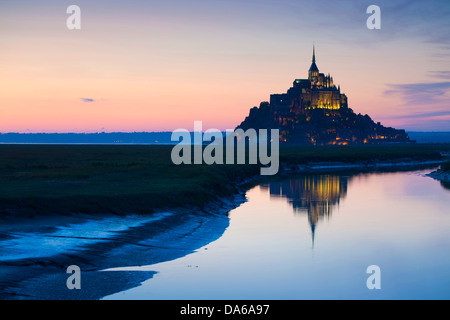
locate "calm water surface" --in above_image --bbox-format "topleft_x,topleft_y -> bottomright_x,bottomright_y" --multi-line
105,169 -> 450,299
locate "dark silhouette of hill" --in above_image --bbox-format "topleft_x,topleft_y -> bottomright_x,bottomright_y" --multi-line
236,101 -> 411,145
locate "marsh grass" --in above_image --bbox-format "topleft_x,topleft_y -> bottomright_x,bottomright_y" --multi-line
0,144 -> 448,217
441,161 -> 450,172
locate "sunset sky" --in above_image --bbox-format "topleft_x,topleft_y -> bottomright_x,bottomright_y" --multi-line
1,0 -> 450,132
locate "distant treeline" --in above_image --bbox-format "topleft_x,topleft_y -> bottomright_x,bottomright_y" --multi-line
0,132 -> 176,144
407,132 -> 450,144
0,131 -> 450,144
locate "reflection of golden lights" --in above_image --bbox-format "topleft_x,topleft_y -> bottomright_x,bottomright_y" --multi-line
265,175 -> 348,229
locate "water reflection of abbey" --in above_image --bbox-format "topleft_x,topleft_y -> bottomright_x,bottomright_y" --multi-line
261,175 -> 349,246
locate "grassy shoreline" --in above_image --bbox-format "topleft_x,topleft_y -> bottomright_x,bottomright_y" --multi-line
441,161 -> 450,172
1,144 -> 449,218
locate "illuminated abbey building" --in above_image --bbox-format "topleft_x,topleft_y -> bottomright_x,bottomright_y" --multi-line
237,45 -> 411,145
270,45 -> 347,114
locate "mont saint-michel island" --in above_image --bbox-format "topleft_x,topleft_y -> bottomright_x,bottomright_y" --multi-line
237,46 -> 410,145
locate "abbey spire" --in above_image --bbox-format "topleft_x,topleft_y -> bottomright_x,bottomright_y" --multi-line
312,43 -> 316,64
308,44 -> 319,82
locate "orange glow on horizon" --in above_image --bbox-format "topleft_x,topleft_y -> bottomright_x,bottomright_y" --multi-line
1,1 -> 449,132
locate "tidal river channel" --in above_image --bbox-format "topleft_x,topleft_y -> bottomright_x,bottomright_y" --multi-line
104,168 -> 450,300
